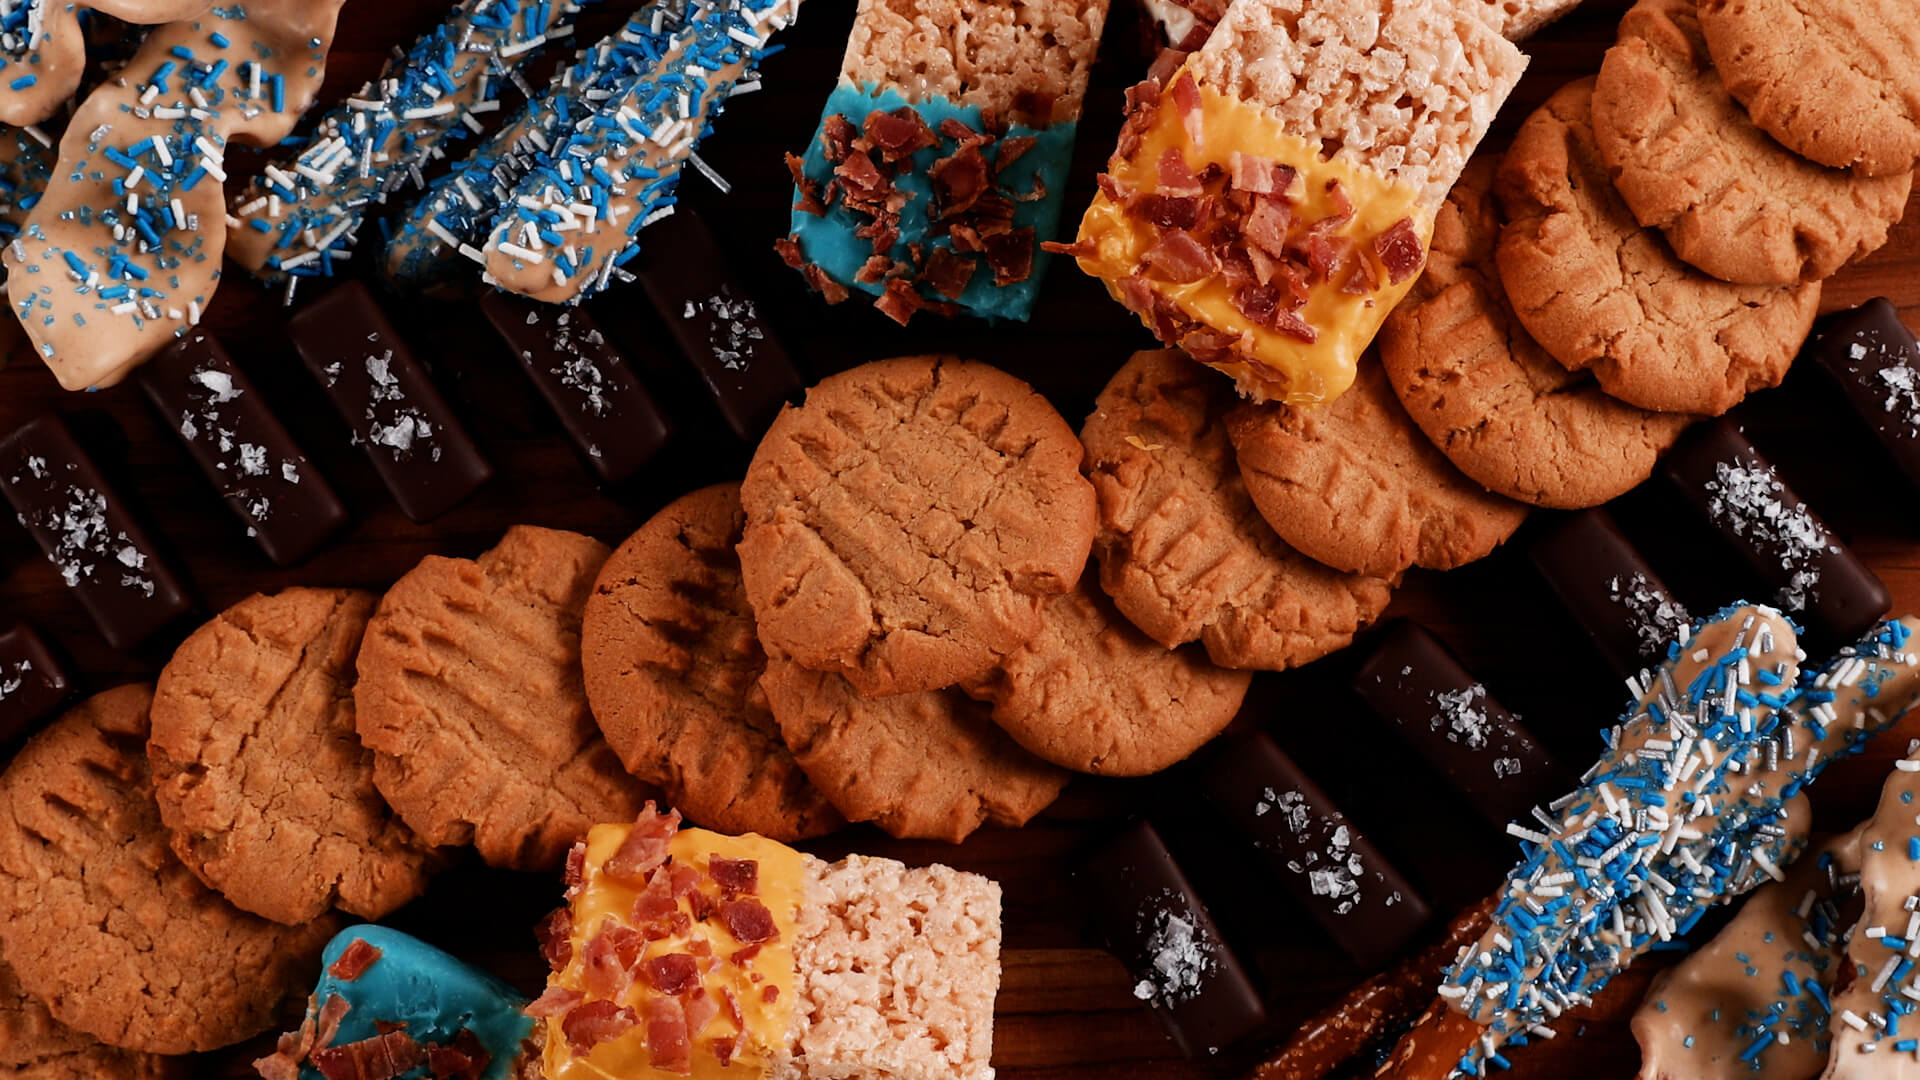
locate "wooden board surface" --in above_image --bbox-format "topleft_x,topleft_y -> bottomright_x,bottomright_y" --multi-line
1,0 -> 1918,1077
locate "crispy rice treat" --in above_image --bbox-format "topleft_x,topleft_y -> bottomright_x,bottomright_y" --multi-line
1066,0 -> 1526,403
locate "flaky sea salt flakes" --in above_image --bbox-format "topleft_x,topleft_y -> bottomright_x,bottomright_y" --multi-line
1131,890 -> 1215,1006
0,660 -> 28,701
1261,788 -> 1367,914
685,287 -> 764,371
1704,462 -> 1836,612
1431,684 -> 1493,750
1609,572 -> 1688,660
1877,362 -> 1920,437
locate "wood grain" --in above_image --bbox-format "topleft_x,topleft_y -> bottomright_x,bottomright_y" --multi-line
0,1 -> 1916,1077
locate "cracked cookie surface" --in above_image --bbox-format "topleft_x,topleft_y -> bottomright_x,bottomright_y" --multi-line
1495,78 -> 1820,416
960,576 -> 1251,776
738,356 -> 1097,697
1595,0 -> 1911,285
149,588 -> 433,925
1699,0 -> 1920,176
760,657 -> 1067,842
1080,350 -> 1395,671
1226,361 -> 1529,578
0,685 -> 336,1054
355,526 -> 656,871
1381,156 -> 1694,508
583,484 -> 843,842
0,951 -> 182,1080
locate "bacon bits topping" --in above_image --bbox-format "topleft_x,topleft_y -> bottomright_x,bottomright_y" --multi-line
708,857 -> 760,898
783,102 -> 1045,322
1095,95 -> 1427,359
536,908 -> 574,972
425,1029 -> 491,1080
643,953 -> 702,996
311,1030 -> 424,1080
524,986 -> 585,1019
327,939 -> 382,982
563,1000 -> 639,1057
565,842 -> 588,892
642,997 -> 693,1075
1170,74 -> 1204,146
713,1036 -> 738,1067
582,925 -> 647,1000
606,803 -> 683,885
720,899 -> 780,945
1374,217 -> 1425,283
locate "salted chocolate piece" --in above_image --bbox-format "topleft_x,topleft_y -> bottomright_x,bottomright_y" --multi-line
1074,818 -> 1267,1059
0,414 -> 193,649
630,210 -> 803,440
1809,298 -> 1920,490
1529,510 -> 1690,680
478,290 -> 671,485
0,622 -> 70,744
139,331 -> 348,566
289,281 -> 493,523
1662,419 -> 1888,643
1351,621 -> 1562,830
1199,733 -> 1431,969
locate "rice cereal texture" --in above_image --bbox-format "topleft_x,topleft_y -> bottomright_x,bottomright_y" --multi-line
1186,0 -> 1528,210
839,0 -> 1108,124
776,854 -> 1001,1080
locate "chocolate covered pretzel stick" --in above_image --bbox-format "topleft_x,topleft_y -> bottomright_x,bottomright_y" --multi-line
384,2 -> 677,291
0,0 -> 215,125
4,0 -> 349,389
227,0 -> 594,291
1249,895 -> 1496,1080
483,0 -> 801,303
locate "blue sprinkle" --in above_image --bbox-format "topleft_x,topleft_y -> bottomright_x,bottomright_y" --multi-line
7,74 -> 33,90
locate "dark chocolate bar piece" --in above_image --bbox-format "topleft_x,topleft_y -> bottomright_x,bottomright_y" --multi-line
629,209 -> 802,440
0,415 -> 193,650
289,281 -> 492,523
0,622 -> 70,744
1808,298 -> 1920,490
478,291 -> 671,486
1074,819 -> 1268,1059
1351,622 -> 1563,831
138,331 -> 348,566
1529,509 -> 1691,680
1198,733 -> 1431,970
1662,419 -> 1888,643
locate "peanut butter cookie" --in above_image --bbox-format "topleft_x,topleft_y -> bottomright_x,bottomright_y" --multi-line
1080,350 -> 1395,670
739,356 -> 1096,697
0,685 -> 336,1054
1380,156 -> 1695,508
1226,362 -> 1529,579
961,577 -> 1252,776
0,951 -> 182,1080
761,657 -> 1068,843
1496,78 -> 1820,416
1699,0 -> 1920,176
149,588 -> 434,925
356,526 -> 655,871
1594,0 -> 1911,285
583,484 -> 843,842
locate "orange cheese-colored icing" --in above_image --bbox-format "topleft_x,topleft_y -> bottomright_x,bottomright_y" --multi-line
1072,67 -> 1430,405
543,825 -> 801,1079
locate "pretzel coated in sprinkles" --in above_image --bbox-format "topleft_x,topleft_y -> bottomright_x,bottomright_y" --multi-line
481,0 -> 798,304
1441,608 -> 1920,1076
225,0 -> 593,294
3,0 -> 347,391
0,0 -> 221,126
0,120 -> 51,243
384,2 -> 684,290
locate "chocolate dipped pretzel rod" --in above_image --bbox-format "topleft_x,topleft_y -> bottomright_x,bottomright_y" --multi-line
226,0 -> 594,292
4,0 -> 349,389
1382,612 -> 1920,1077
384,2 -> 679,291
0,0 -> 215,126
1248,894 -> 1496,1080
483,0 -> 801,303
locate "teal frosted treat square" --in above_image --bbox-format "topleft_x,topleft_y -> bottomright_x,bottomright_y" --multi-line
787,82 -> 1077,323
279,925 -> 535,1080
